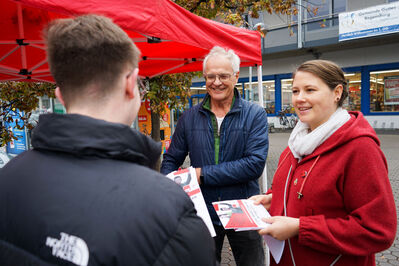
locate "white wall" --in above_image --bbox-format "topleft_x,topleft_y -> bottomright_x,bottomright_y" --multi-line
323,43 -> 399,69
239,42 -> 399,77
365,115 -> 399,129
347,0 -> 387,12
268,115 -> 399,129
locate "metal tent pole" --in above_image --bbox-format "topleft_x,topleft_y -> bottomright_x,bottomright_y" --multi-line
258,64 -> 270,266
249,66 -> 253,100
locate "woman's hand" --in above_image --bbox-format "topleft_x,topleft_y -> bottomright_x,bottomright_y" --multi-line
249,194 -> 272,211
258,216 -> 299,241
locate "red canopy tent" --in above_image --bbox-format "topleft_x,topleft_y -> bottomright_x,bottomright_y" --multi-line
0,0 -> 262,82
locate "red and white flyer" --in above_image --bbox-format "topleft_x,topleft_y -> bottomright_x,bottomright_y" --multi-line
212,199 -> 271,230
166,167 -> 216,237
213,199 -> 284,263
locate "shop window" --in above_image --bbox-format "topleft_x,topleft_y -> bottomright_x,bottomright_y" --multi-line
281,79 -> 294,113
244,82 -> 256,102
235,84 -> 244,99
345,72 -> 361,111
370,69 -> 399,112
263,81 -> 275,114
190,86 -> 206,96
244,80 -> 275,113
191,98 -> 201,106
189,86 -> 207,106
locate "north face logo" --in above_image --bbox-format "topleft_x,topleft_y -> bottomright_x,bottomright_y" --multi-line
46,232 -> 89,266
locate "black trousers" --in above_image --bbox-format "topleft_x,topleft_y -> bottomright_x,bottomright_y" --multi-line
214,224 -> 265,266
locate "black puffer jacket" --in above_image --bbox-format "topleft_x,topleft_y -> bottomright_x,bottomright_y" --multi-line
0,114 -> 216,266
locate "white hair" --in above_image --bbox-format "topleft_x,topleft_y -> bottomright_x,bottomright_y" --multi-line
203,46 -> 240,73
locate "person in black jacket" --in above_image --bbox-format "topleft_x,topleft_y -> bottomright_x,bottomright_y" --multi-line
0,14 -> 216,266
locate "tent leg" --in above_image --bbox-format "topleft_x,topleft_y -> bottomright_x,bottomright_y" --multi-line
257,64 -> 270,266
17,4 -> 27,70
257,65 -> 267,192
249,66 -> 252,101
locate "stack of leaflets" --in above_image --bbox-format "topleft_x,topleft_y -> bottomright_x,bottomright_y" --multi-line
213,199 -> 284,263
166,167 -> 216,237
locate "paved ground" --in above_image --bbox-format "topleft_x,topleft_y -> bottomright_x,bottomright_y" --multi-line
220,132 -> 399,266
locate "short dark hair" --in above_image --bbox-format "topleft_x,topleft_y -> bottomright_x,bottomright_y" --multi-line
293,60 -> 348,107
44,14 -> 140,105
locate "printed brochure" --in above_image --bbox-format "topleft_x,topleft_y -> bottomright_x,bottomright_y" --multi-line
213,199 -> 284,263
212,199 -> 271,230
166,167 -> 216,237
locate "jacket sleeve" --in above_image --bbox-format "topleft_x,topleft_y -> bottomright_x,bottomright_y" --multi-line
202,107 -> 268,186
298,138 -> 397,256
153,208 -> 217,266
160,113 -> 188,175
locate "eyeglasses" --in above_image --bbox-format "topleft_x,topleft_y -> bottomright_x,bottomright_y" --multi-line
204,73 -> 235,83
137,77 -> 148,99
126,70 -> 147,99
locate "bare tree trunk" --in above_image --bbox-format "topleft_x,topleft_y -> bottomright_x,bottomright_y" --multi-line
151,111 -> 161,172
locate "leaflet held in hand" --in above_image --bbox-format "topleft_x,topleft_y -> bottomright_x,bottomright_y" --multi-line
166,167 -> 216,237
212,199 -> 284,263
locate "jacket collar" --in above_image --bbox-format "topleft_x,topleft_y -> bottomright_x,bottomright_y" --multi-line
32,113 -> 161,169
200,87 -> 242,114
294,111 -> 379,164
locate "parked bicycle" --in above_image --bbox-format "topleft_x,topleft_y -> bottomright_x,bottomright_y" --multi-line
289,113 -> 298,128
268,122 -> 275,133
264,107 -> 276,133
278,107 -> 297,129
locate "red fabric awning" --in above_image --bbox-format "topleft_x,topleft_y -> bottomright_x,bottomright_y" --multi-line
0,0 -> 262,83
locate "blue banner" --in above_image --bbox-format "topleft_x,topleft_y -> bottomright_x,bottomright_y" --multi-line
5,109 -> 28,155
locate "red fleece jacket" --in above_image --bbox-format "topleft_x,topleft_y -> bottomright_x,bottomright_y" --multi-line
269,112 -> 397,266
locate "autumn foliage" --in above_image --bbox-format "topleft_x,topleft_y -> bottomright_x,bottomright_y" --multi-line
0,82 -> 55,146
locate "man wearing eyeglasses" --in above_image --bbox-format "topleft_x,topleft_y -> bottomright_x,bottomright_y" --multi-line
161,46 -> 268,266
0,15 -> 216,266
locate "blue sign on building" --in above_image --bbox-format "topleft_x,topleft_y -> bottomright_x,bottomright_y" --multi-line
5,109 -> 28,155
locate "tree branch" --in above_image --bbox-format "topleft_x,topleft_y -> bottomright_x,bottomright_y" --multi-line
189,0 -> 208,13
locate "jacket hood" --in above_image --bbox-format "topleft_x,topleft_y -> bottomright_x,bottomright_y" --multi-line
32,113 -> 161,169
305,111 -> 379,161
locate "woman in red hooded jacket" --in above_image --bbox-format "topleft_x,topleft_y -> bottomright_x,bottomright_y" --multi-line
251,60 -> 397,266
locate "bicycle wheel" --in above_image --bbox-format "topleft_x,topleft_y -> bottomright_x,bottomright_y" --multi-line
268,123 -> 275,133
289,118 -> 296,128
279,116 -> 285,126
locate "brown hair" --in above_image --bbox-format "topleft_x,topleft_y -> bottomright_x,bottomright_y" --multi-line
293,60 -> 348,107
44,14 -> 140,105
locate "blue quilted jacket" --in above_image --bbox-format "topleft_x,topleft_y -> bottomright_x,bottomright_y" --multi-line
161,89 -> 269,224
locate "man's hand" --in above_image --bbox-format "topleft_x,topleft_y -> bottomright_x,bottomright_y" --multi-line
249,194 -> 272,211
195,168 -> 201,184
258,216 -> 299,241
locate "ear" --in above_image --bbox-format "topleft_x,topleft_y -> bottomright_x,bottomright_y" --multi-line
234,71 -> 240,84
125,68 -> 139,99
55,87 -> 65,107
334,84 -> 343,100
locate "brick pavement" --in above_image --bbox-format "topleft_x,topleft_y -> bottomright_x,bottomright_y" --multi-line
220,132 -> 399,266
